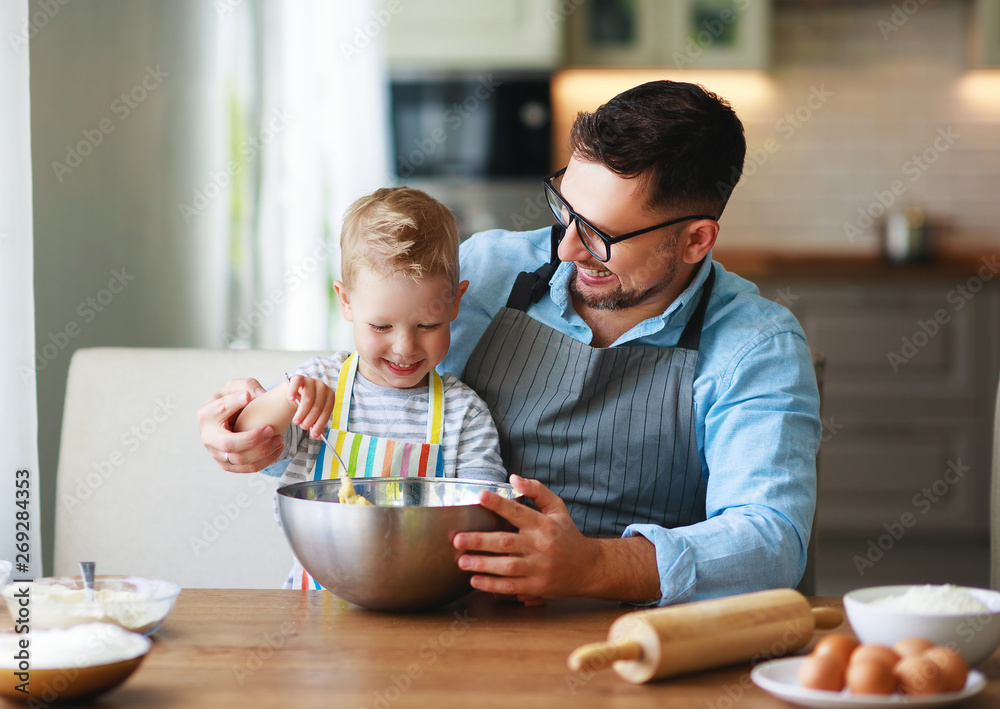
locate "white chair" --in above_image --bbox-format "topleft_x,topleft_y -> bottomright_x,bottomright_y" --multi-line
54,346 -> 829,592
991,376 -> 1000,590
53,347 -> 323,588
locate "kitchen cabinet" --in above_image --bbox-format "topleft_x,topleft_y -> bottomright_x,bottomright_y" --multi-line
384,0 -> 562,70
566,0 -> 770,68
747,267 -> 1000,540
973,0 -> 1000,66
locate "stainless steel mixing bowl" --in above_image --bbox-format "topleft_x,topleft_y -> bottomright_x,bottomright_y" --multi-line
276,478 -> 520,611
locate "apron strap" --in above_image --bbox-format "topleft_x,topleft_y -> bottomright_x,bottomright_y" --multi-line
327,352 -> 446,444
426,370 -> 444,444
505,224 -> 564,312
331,352 -> 358,430
676,264 -> 716,352
503,224 -> 715,350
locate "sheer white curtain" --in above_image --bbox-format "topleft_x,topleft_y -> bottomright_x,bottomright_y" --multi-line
0,0 -> 42,579
221,0 -> 391,350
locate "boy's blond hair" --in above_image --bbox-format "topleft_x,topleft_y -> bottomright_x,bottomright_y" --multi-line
340,187 -> 460,291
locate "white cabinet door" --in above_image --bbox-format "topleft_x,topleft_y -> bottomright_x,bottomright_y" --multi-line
385,0 -> 562,70
973,0 -> 1000,67
565,0 -> 660,66
662,0 -> 770,68
567,0 -> 770,68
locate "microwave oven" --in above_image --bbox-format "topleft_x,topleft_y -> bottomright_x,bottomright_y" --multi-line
390,72 -> 551,180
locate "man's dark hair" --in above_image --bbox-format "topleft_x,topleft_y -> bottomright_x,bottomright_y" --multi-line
568,80 -> 746,217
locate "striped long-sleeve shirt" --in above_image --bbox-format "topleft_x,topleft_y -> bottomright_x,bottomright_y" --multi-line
271,352 -> 507,486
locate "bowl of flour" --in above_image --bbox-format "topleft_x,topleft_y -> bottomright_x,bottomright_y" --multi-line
2,576 -> 180,636
0,622 -> 150,702
844,584 -> 1000,665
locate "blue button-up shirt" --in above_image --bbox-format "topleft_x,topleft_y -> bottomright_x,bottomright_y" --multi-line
441,227 -> 820,605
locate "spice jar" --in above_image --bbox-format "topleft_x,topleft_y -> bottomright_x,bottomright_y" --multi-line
883,206 -> 929,263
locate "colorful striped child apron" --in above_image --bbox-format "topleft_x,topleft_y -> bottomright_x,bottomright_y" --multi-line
291,352 -> 446,589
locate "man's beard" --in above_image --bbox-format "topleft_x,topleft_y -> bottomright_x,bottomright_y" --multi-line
569,252 -> 679,311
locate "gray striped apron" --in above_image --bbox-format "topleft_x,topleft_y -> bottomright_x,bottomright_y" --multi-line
462,252 -> 715,538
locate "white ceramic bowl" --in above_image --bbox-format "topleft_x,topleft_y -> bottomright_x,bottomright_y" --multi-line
1,575 -> 180,636
0,623 -> 150,703
844,584 -> 1000,666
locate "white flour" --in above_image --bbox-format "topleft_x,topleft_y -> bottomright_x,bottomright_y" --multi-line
0,623 -> 150,668
19,583 -> 169,632
871,584 -> 991,614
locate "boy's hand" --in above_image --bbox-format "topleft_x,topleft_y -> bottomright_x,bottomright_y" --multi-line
286,375 -> 336,440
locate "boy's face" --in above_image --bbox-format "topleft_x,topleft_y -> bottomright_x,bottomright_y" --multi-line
334,267 -> 468,390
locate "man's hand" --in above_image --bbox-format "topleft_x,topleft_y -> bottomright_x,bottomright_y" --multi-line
198,378 -> 284,473
452,475 -> 661,603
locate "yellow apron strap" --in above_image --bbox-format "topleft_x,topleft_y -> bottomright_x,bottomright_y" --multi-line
426,369 -> 444,445
331,352 -> 358,432
331,353 -> 443,448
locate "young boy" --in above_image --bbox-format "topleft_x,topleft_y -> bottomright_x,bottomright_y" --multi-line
235,187 -> 507,588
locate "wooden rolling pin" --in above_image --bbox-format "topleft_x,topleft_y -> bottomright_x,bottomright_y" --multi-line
567,588 -> 843,684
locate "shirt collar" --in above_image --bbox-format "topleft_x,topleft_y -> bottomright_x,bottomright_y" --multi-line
665,254 -> 715,324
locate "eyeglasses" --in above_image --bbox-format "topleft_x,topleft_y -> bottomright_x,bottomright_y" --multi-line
542,167 -> 717,263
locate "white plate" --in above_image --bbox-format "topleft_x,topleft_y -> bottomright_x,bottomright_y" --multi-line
751,657 -> 986,709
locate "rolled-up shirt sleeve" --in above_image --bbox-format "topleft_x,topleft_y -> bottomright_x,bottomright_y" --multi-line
624,329 -> 820,606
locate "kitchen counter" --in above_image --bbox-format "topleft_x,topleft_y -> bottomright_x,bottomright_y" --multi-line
7,589 -> 999,708
713,249 -> 999,280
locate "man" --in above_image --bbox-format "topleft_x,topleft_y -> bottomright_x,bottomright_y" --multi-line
199,80 -> 820,606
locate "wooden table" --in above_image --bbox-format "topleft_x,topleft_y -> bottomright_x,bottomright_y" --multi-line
9,590 -> 1000,708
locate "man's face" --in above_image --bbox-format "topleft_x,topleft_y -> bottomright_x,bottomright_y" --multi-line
555,157 -> 685,313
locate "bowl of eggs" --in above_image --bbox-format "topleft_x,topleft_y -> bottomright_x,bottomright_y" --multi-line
0,623 -> 150,703
277,477 -> 521,612
843,584 -> 1000,666
1,575 -> 181,636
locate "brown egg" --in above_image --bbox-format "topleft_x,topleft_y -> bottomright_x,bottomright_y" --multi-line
895,655 -> 948,695
850,644 -> 901,669
813,633 -> 860,667
923,646 -> 969,693
798,653 -> 847,692
846,658 -> 897,695
893,637 -> 935,659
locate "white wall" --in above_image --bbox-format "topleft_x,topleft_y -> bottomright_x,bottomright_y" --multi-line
723,0 -> 1000,253
1,0 -> 43,581
553,2 -> 1000,255
30,0 -> 229,572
